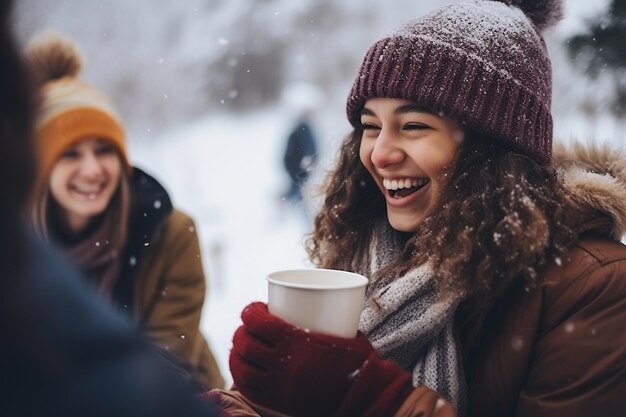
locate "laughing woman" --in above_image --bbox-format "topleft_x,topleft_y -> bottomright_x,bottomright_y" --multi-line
225,0 -> 626,416
26,33 -> 224,390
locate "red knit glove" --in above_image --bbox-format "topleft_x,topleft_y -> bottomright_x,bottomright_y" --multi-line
229,302 -> 375,417
335,352 -> 414,417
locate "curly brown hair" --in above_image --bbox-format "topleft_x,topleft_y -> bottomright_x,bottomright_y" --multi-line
307,127 -> 580,342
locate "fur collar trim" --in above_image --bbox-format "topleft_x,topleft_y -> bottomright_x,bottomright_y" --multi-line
553,142 -> 626,240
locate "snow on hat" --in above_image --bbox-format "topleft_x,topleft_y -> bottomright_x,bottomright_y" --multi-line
26,32 -> 130,191
346,0 -> 564,164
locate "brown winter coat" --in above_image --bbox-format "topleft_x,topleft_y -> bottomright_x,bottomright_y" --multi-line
395,142 -> 626,417
133,209 -> 225,389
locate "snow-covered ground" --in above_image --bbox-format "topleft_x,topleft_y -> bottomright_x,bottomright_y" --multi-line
130,107 -> 322,385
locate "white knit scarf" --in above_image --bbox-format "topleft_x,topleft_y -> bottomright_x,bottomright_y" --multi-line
358,226 -> 467,415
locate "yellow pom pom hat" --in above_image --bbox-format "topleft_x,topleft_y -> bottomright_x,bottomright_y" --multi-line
26,32 -> 130,193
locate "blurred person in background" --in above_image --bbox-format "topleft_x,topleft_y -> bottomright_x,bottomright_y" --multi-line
0,0 -> 225,415
280,83 -> 322,204
221,0 -> 626,416
282,115 -> 318,203
25,32 -> 224,390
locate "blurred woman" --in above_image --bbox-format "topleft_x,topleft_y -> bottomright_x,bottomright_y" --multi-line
26,32 -> 224,390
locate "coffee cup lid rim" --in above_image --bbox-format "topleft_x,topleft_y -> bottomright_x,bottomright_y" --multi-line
267,268 -> 368,290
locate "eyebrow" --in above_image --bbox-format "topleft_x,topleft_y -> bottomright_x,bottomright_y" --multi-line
360,103 -> 434,117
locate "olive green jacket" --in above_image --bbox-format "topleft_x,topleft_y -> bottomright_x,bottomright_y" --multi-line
133,209 -> 225,389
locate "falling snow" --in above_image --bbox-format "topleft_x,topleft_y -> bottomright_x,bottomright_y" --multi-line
14,0 -> 625,388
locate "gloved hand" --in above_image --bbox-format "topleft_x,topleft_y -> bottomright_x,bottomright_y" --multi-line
229,302 -> 375,417
229,302 -> 420,417
335,351 -> 415,417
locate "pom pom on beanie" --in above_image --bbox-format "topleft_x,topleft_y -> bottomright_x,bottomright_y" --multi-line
26,31 -> 83,83
498,0 -> 564,31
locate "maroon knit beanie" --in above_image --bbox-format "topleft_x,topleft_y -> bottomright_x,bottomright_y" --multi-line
346,0 -> 564,164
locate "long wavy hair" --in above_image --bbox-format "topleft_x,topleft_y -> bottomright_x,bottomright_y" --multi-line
307,127 -> 580,346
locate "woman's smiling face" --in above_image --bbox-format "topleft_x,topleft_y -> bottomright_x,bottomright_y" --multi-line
49,138 -> 122,233
359,98 -> 464,232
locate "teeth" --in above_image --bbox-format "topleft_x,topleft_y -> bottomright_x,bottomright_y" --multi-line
383,178 -> 428,190
73,183 -> 102,193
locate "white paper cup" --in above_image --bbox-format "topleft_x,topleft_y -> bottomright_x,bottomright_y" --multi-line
267,268 -> 368,338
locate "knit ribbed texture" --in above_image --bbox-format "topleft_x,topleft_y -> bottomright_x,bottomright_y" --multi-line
359,224 -> 466,415
34,76 -> 129,197
347,1 -> 554,163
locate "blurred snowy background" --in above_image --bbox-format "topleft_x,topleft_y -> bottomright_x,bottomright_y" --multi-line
13,0 -> 624,385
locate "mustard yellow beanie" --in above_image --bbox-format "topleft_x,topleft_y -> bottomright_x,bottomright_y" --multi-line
26,32 -> 130,194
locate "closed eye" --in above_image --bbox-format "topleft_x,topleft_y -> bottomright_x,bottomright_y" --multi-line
403,123 -> 430,130
60,149 -> 79,159
95,143 -> 116,155
361,123 -> 381,131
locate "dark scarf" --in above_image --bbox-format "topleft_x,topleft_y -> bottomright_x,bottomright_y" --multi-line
63,207 -> 126,299
48,178 -> 129,300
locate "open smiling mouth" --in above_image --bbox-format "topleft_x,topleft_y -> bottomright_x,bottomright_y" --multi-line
383,178 -> 430,199
71,183 -> 107,199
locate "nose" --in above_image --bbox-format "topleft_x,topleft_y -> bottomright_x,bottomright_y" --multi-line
370,128 -> 404,169
78,150 -> 104,178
